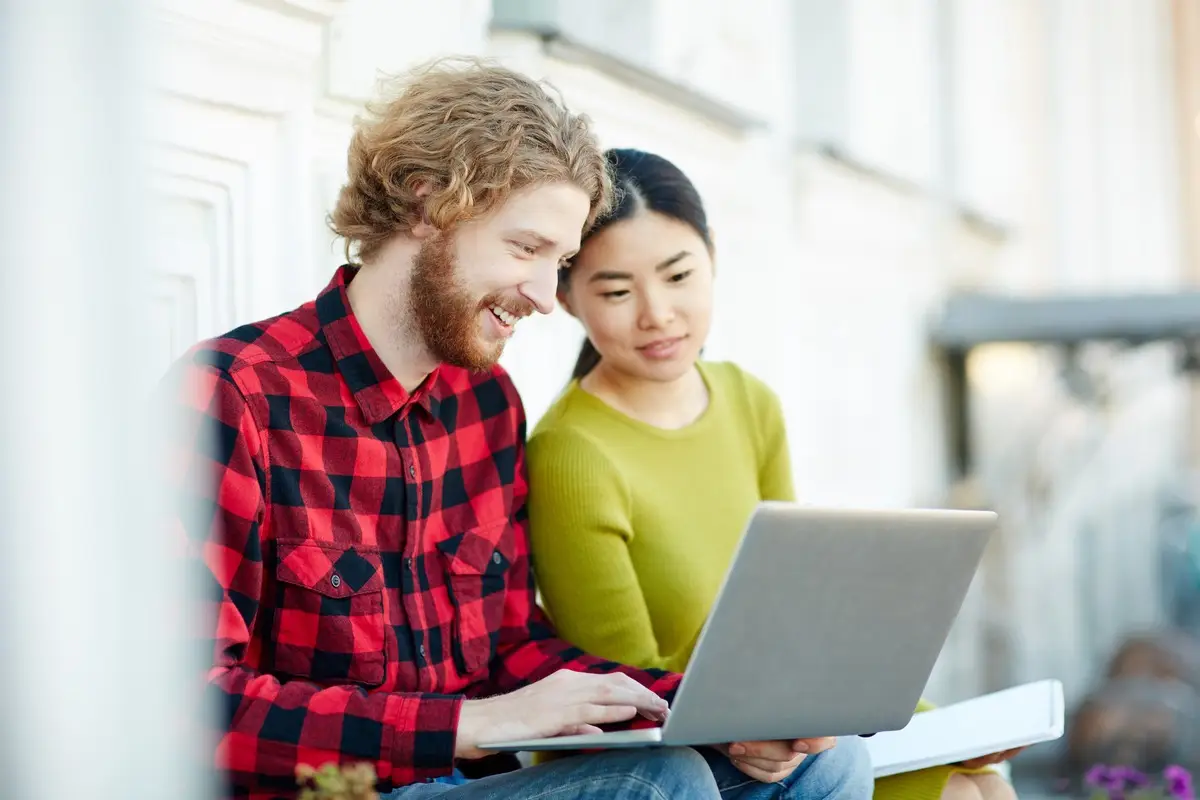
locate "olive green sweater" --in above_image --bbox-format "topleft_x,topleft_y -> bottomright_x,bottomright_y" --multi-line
527,361 -> 792,673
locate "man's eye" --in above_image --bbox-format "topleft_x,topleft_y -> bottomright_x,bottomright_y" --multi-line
515,242 -> 537,256
602,290 -> 629,299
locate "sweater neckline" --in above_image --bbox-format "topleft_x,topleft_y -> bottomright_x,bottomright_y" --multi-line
566,362 -> 720,440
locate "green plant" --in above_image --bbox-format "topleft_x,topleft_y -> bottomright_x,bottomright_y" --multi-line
295,762 -> 379,800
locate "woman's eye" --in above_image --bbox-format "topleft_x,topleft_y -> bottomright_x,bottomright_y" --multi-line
513,242 -> 537,256
602,290 -> 629,299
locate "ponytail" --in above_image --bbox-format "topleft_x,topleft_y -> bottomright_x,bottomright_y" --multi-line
571,337 -> 601,380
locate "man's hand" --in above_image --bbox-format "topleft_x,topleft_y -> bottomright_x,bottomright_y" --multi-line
956,746 -> 1026,770
455,669 -> 670,760
716,737 -> 837,784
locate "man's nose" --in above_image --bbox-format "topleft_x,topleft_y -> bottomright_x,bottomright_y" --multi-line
520,262 -> 558,315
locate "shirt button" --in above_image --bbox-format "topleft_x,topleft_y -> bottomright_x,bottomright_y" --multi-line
405,557 -> 413,569
492,552 -> 502,565
408,464 -> 416,478
330,574 -> 341,588
418,644 -> 426,660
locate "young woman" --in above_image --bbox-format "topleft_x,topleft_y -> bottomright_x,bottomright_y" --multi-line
526,148 -> 1021,800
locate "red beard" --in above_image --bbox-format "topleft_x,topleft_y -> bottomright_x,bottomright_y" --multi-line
408,232 -> 532,371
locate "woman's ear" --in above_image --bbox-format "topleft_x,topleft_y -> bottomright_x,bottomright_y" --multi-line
706,226 -> 717,276
557,287 -> 577,318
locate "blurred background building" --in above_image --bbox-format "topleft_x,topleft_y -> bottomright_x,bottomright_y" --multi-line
146,0 -> 1200,789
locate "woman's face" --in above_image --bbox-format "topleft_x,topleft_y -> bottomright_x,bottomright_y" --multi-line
562,210 -> 714,384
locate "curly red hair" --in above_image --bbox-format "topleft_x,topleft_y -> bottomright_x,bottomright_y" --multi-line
329,56 -> 612,264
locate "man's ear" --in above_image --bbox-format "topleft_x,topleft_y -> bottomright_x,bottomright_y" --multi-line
411,180 -> 438,239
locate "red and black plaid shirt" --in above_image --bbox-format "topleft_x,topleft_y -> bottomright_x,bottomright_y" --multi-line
169,265 -> 681,799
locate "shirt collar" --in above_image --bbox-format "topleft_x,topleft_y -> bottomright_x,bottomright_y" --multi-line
315,264 -> 442,424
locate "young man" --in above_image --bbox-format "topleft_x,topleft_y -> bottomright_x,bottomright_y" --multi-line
168,57 -> 873,799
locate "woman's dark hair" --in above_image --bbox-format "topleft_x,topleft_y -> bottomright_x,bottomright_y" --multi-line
561,148 -> 712,380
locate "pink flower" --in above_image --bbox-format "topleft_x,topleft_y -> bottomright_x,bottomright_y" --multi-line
1165,765 -> 1194,800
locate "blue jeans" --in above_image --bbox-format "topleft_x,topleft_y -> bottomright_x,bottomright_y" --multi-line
381,736 -> 873,799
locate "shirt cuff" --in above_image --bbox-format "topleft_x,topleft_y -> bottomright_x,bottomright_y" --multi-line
384,693 -> 465,787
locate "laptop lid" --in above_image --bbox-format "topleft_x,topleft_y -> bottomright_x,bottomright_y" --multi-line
660,503 -> 997,746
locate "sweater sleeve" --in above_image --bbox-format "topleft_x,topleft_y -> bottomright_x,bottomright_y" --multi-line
525,427 -> 690,673
740,369 -> 796,502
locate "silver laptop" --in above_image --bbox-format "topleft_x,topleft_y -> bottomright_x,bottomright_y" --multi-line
480,502 -> 997,752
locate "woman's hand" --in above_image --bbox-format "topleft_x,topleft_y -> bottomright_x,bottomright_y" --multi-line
956,746 -> 1026,769
715,737 -> 837,783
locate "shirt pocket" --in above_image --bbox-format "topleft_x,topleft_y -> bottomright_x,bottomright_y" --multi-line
271,540 -> 386,687
436,521 -> 513,677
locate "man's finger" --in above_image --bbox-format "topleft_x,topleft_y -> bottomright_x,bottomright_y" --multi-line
586,675 -> 670,714
639,705 -> 670,723
572,703 -> 639,726
560,723 -> 605,736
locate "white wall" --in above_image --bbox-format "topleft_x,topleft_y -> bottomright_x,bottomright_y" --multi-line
150,0 -> 1192,708
2,2 -> 209,798
149,0 -> 494,379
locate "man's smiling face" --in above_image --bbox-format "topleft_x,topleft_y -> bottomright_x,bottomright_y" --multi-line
408,180 -> 590,371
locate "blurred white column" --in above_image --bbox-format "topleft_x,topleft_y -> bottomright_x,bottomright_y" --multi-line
0,1 -> 211,798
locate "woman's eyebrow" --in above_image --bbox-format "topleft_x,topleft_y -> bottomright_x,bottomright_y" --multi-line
587,251 -> 691,283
